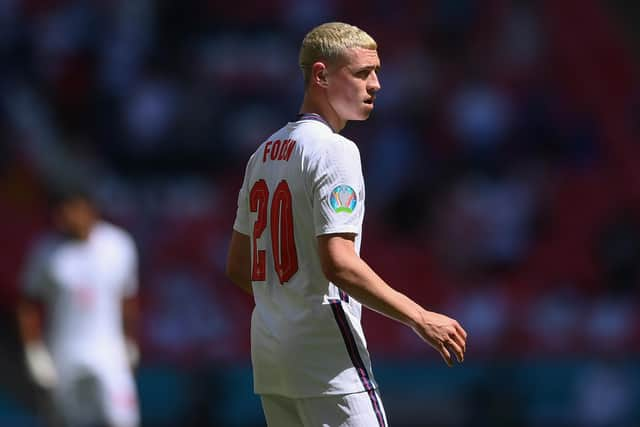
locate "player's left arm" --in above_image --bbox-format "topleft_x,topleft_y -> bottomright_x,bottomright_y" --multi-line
122,295 -> 140,365
227,158 -> 253,296
121,233 -> 141,366
122,296 -> 138,339
225,230 -> 253,295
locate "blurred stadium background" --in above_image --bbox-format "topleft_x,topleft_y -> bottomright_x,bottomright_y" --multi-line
1,0 -> 639,426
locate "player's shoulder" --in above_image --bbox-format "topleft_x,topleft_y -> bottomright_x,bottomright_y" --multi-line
296,124 -> 359,159
244,121 -> 360,166
256,122 -> 294,152
331,132 -> 360,154
92,221 -> 135,250
311,133 -> 360,168
25,233 -> 61,263
244,124 -> 291,164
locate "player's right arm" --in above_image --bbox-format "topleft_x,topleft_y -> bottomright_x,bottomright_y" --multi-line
311,138 -> 467,366
17,297 -> 45,345
18,242 -> 58,388
318,233 -> 467,367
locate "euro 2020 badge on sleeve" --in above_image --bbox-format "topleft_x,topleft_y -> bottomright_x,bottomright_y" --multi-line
329,185 -> 357,214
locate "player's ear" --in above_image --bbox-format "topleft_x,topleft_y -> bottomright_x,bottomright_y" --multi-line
312,62 -> 329,88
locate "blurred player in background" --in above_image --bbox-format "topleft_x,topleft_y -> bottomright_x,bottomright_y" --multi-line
226,22 -> 468,426
17,188 -> 140,427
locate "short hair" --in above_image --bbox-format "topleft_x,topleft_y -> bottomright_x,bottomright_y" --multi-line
47,185 -> 94,210
299,22 -> 377,85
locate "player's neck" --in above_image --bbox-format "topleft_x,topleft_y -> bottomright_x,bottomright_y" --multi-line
67,220 -> 97,241
299,94 -> 345,133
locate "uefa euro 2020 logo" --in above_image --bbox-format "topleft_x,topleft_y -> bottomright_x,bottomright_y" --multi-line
329,185 -> 357,214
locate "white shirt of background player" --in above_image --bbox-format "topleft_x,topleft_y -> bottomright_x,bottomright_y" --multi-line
18,196 -> 139,388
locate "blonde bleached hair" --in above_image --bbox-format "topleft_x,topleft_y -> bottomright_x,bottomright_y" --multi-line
299,22 -> 377,85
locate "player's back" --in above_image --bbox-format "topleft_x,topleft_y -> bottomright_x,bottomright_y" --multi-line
243,120 -> 337,327
235,116 -> 376,398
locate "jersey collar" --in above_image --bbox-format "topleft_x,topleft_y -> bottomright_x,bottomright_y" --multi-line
295,113 -> 335,133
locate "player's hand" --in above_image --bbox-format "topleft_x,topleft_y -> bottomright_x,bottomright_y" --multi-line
25,341 -> 58,389
411,310 -> 467,367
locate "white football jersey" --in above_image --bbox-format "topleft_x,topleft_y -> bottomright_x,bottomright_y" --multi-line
233,115 -> 379,398
22,221 -> 138,370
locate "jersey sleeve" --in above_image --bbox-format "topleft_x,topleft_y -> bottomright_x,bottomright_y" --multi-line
21,240 -> 54,300
309,138 -> 365,236
121,234 -> 139,297
233,160 -> 252,236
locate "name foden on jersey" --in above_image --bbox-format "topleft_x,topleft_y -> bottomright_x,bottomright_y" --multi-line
263,139 -> 297,163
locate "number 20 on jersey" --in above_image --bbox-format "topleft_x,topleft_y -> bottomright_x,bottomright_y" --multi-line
250,179 -> 299,284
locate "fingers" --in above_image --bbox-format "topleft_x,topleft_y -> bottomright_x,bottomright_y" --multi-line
417,312 -> 468,367
455,322 -> 468,340
449,330 -> 466,356
443,320 -> 467,366
438,344 -> 453,367
445,337 -> 464,363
